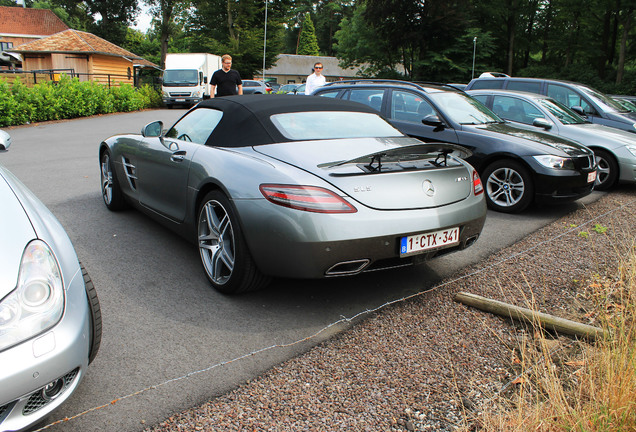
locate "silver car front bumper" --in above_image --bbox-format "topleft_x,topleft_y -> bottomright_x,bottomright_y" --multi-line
0,268 -> 90,432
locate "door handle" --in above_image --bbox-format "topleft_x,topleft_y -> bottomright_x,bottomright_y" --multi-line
171,150 -> 186,162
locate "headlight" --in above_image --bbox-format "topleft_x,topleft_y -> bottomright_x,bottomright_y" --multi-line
162,91 -> 169,97
0,240 -> 64,352
626,145 -> 636,157
533,155 -> 575,170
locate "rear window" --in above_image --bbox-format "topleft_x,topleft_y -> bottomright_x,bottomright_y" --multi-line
270,111 -> 402,140
506,80 -> 542,94
468,79 -> 504,90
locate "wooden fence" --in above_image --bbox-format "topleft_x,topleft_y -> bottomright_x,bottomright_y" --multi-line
0,71 -> 53,86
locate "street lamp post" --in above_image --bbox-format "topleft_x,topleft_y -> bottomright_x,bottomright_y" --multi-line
262,0 -> 268,82
472,37 -> 477,80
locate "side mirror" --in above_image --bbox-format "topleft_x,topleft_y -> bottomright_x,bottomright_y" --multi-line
203,76 -> 208,84
422,115 -> 444,128
0,130 -> 11,151
571,106 -> 586,116
142,121 -> 164,137
532,118 -> 553,130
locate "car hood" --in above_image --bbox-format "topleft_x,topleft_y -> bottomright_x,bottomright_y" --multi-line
606,110 -> 636,124
467,123 -> 591,157
0,167 -> 37,299
254,137 -> 476,210
0,165 -> 80,299
566,123 -> 636,148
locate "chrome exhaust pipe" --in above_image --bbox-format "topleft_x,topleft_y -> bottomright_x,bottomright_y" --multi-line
325,259 -> 370,276
465,234 -> 479,248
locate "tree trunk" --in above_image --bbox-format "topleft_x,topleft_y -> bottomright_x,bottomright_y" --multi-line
541,0 -> 553,64
523,0 -> 538,69
159,0 -> 175,70
506,0 -> 518,75
617,7 -> 633,84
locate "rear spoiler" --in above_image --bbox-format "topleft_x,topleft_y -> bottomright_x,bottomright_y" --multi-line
318,143 -> 472,172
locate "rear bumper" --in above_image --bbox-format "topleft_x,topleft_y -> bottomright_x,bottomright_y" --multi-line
236,196 -> 487,279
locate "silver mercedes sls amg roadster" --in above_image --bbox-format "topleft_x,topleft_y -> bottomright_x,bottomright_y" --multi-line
99,95 -> 487,293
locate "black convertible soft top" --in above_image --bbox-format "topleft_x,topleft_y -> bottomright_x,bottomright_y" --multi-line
194,95 -> 381,148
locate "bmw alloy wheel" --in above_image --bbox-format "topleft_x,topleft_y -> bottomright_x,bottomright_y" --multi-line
486,167 -> 525,208
483,160 -> 533,213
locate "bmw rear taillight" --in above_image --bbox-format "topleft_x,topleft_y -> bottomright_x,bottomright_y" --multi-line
473,170 -> 483,195
259,184 -> 357,213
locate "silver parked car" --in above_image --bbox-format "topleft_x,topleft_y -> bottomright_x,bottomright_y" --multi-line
0,131 -> 101,432
469,89 -> 636,191
241,80 -> 269,94
99,95 -> 487,293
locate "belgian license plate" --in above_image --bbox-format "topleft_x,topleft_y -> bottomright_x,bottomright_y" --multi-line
588,171 -> 597,183
400,227 -> 460,256
176,99 -> 186,102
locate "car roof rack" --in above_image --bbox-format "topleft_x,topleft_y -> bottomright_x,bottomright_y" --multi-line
412,81 -> 465,92
322,79 -> 425,89
322,79 -> 462,92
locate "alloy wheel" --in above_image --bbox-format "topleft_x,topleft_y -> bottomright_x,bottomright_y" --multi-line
595,155 -> 611,187
100,153 -> 113,205
198,200 -> 235,286
486,167 -> 525,208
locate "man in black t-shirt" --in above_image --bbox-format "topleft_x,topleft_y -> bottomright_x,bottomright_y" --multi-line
211,54 -> 243,97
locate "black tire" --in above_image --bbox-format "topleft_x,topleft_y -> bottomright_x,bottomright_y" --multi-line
100,149 -> 126,210
81,264 -> 102,365
197,191 -> 270,294
482,159 -> 534,213
593,149 -> 619,191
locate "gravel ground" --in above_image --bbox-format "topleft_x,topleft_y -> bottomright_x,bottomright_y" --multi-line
146,187 -> 636,432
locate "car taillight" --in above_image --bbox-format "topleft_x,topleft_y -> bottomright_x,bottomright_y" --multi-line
473,170 -> 483,195
259,184 -> 357,213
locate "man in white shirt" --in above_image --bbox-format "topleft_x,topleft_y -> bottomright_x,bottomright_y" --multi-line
305,62 -> 326,95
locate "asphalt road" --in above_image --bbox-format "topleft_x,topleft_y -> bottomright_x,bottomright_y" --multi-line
1,110 -> 602,432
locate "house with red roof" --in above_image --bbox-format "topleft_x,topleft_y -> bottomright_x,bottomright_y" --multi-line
0,5 -> 69,67
11,29 -> 159,86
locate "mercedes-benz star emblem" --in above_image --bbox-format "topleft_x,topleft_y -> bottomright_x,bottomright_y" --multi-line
422,179 -> 435,197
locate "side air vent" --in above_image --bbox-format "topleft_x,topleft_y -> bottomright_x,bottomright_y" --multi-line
122,157 -> 138,190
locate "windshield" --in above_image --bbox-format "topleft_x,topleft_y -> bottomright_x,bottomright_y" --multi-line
576,84 -> 629,113
615,98 -> 636,112
162,69 -> 199,86
538,98 -> 586,125
429,92 -> 502,125
271,111 -> 403,140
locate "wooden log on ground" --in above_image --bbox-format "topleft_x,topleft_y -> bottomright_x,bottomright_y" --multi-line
454,291 -> 607,341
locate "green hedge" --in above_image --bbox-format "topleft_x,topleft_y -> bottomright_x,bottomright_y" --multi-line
0,76 -> 162,127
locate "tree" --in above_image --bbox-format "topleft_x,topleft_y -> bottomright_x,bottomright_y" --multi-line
30,0 -> 93,31
186,0 -> 284,79
144,0 -> 190,69
313,0 -> 352,56
122,27 -> 161,64
334,2 -> 398,76
297,13 -> 319,55
617,2 -> 635,84
85,0 -> 139,46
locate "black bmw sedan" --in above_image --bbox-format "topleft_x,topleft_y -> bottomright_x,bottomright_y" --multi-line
313,80 -> 597,213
